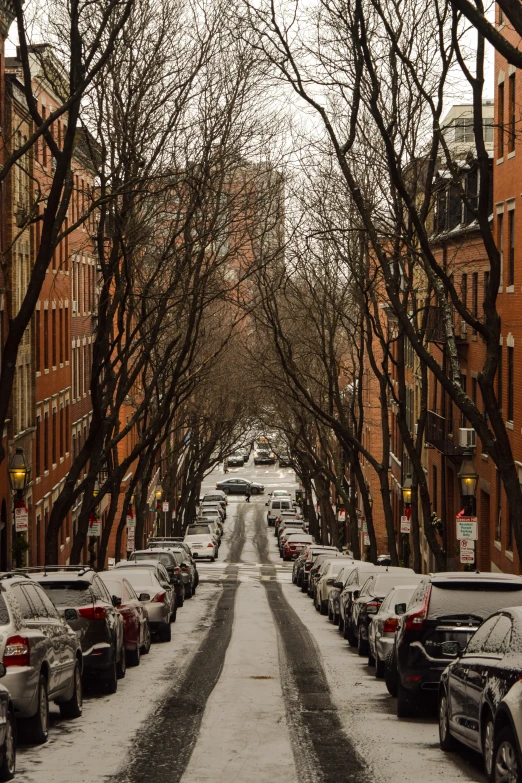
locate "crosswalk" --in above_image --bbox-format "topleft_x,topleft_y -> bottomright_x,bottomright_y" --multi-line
196,560 -> 294,583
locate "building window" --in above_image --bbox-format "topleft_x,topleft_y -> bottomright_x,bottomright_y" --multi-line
509,209 -> 515,286
498,346 -> 503,412
51,308 -> 56,367
509,72 -> 516,153
508,345 -> 514,421
35,414 -> 41,477
43,309 -> 49,369
59,308 -> 63,364
52,408 -> 57,465
499,81 -> 505,158
508,510 -> 513,551
432,465 -> 438,513
59,404 -> 64,459
461,273 -> 467,309
472,272 -> 478,333
65,402 -> 70,454
35,310 -> 40,372
460,374 -> 467,427
44,411 -> 49,472
498,212 -> 504,288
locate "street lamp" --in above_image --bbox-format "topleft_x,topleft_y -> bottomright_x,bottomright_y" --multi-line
155,487 -> 165,536
458,451 -> 478,516
401,473 -> 413,569
8,448 -> 30,568
368,492 -> 373,510
401,474 -> 413,510
8,448 -> 30,497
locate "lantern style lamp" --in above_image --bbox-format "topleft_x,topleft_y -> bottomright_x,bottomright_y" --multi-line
458,452 -> 478,515
8,448 -> 29,496
402,473 -> 413,508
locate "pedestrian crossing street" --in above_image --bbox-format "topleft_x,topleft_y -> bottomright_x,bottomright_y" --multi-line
196,560 -> 294,583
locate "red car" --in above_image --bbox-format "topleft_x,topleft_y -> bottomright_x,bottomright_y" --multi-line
282,533 -> 314,561
99,573 -> 151,666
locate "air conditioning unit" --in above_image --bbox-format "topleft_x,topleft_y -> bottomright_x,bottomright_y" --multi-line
461,320 -> 468,335
459,427 -> 476,448
72,301 -> 77,313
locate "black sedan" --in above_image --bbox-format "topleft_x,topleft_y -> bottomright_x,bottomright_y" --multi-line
439,606 -> 522,781
227,454 -> 245,467
0,666 -> 15,780
215,478 -> 264,495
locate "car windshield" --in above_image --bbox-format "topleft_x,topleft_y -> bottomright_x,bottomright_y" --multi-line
38,580 -> 93,607
133,552 -> 173,566
428,583 -> 522,619
286,534 -> 313,542
373,575 -> 421,595
115,571 -> 154,587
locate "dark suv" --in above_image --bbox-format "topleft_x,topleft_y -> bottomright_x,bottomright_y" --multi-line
129,550 -> 185,606
391,571 -> 522,717
30,567 -> 125,694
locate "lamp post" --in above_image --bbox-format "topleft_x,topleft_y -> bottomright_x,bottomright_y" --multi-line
88,478 -> 101,568
155,487 -> 164,536
401,473 -> 413,568
8,448 -> 30,567
457,451 -> 478,517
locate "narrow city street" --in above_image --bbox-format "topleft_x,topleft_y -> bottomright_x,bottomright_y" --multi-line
15,462 -> 487,783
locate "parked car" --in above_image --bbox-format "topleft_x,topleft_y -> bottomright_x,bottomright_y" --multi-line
200,502 -> 225,521
308,552 -> 343,599
352,572 -> 424,657
0,665 -> 15,779
129,550 -> 185,607
298,546 -> 339,592
278,453 -> 294,467
314,558 -> 360,614
111,566 -> 175,641
227,453 -> 245,467
147,538 -> 194,561
146,544 -> 199,596
438,605 -> 522,779
98,573 -> 151,665
196,513 -> 223,535
393,571 -> 522,717
267,490 -> 292,500
30,566 -> 123,698
281,533 -> 314,561
368,584 -> 419,677
184,533 -> 217,561
279,526 -> 308,555
201,493 -> 227,517
267,498 -> 293,526
187,523 -> 220,547
327,563 -> 364,624
1,571 -> 83,744
215,478 -> 264,495
340,565 -> 415,645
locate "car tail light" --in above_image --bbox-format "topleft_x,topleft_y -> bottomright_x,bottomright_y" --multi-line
405,586 -> 431,631
181,565 -> 189,572
305,563 -> 312,571
174,566 -> 181,575
383,618 -> 399,633
367,601 -> 380,614
153,592 -> 166,603
78,605 -> 107,621
3,635 -> 30,667
207,543 -> 214,548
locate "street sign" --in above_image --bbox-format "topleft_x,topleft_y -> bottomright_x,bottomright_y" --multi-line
363,522 -> 368,532
126,515 -> 135,528
338,509 -> 346,522
162,502 -> 169,512
400,516 -> 411,533
89,521 -> 101,537
460,538 -> 475,551
127,527 -> 135,551
363,533 -> 370,546
456,518 -> 478,540
460,538 -> 475,563
14,506 -> 28,532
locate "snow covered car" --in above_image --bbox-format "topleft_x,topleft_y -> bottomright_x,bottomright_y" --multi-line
184,534 -> 217,561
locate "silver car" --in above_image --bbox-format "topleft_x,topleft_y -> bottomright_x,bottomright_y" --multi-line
111,565 -> 174,641
0,573 -> 82,743
368,584 -> 419,677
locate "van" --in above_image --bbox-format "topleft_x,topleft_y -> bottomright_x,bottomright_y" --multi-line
267,498 -> 293,526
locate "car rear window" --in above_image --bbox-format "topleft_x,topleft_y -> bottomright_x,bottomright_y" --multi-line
186,535 -> 210,542
0,594 -> 10,625
187,526 -> 210,535
374,575 -> 421,595
116,571 -> 154,587
272,501 -> 280,509
38,581 -> 93,607
428,584 -> 522,619
133,552 -> 173,566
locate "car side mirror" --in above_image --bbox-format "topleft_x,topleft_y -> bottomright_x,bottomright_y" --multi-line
139,593 -> 151,602
441,640 -> 462,658
111,595 -> 120,608
395,603 -> 407,615
0,663 -> 6,678
64,608 -> 79,623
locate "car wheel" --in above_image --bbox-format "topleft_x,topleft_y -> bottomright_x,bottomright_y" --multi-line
333,613 -> 339,626
127,644 -> 141,667
328,606 -> 333,622
482,713 -> 495,779
176,591 -> 184,608
357,626 -> 369,657
184,584 -> 193,599
368,649 -> 375,667
397,681 -> 419,718
438,690 -> 457,750
301,582 -> 308,593
116,643 -> 126,679
141,625 -> 152,655
59,661 -> 83,719
160,622 -> 172,642
0,709 -> 15,780
23,674 -> 49,744
170,603 -> 177,622
494,726 -> 520,783
375,653 -> 385,678
210,556 -> 215,562
103,660 -> 118,694
385,649 -> 398,697
320,600 -> 328,616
